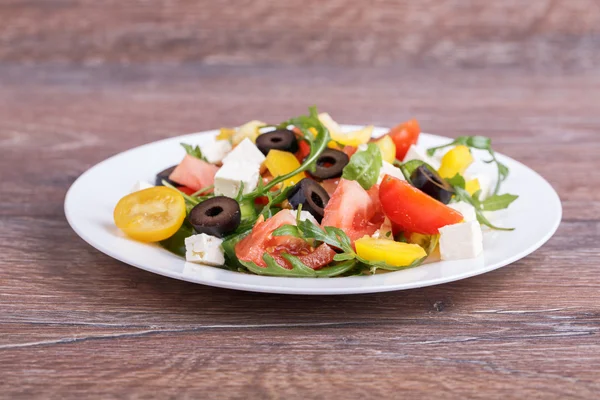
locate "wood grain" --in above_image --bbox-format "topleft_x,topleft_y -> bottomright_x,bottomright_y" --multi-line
1,0 -> 600,69
1,64 -> 600,398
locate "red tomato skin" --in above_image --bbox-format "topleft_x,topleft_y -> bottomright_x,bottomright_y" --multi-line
388,119 -> 420,161
169,155 -> 218,192
176,186 -> 196,195
321,179 -> 385,243
296,140 -> 311,162
379,175 -> 463,234
235,210 -> 335,270
342,146 -> 358,158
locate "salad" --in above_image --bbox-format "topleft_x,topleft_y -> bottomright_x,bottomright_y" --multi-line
113,107 -> 518,277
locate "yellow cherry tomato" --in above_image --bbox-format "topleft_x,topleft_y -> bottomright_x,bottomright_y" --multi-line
330,125 -> 373,147
375,135 -> 396,164
438,145 -> 474,178
113,187 -> 186,242
355,237 -> 427,267
264,149 -> 306,187
465,178 -> 481,196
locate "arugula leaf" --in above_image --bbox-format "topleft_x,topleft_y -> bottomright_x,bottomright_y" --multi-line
243,106 -> 330,201
180,143 -> 207,162
272,224 -> 301,237
446,173 -> 466,189
480,193 -> 519,211
453,186 -> 515,231
239,254 -> 317,277
342,143 -> 382,190
159,220 -> 195,258
427,135 -> 508,195
315,260 -> 358,277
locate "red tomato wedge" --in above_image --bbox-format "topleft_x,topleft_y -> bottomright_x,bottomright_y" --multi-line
321,179 -> 385,243
379,175 -> 463,234
296,140 -> 311,162
235,210 -> 335,270
169,155 -> 218,192
387,119 -> 420,161
176,186 -> 197,196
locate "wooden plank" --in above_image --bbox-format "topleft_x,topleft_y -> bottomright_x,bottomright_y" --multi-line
0,0 -> 599,68
0,65 -> 599,398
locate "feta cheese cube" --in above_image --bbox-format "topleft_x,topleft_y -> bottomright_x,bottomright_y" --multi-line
222,137 -> 266,166
201,139 -> 232,164
403,144 -> 439,169
214,161 -> 260,198
377,161 -> 406,184
372,217 -> 393,239
286,209 -> 319,226
130,180 -> 154,193
448,201 -> 477,222
439,221 -> 483,261
185,234 -> 225,265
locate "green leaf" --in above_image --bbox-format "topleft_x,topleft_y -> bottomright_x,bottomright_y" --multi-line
333,253 -> 356,262
466,136 -> 492,149
446,173 -> 466,189
453,187 -> 515,231
272,224 -> 301,238
239,254 -> 316,277
480,193 -> 519,211
243,106 -> 330,200
180,143 -> 207,162
342,143 -> 382,190
315,260 -> 358,277
221,230 -> 251,269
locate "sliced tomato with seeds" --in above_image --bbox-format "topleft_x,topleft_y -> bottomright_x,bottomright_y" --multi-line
321,178 -> 385,243
235,210 -> 335,269
387,119 -> 420,161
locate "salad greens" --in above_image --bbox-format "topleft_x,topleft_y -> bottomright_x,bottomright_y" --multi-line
180,143 -> 207,162
342,143 -> 382,190
426,135 -> 508,195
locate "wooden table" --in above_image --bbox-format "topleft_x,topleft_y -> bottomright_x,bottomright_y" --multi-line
1,64 -> 599,399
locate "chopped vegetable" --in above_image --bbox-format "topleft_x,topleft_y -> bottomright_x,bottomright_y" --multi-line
264,149 -> 306,187
341,143 -> 383,190
438,145 -> 474,179
387,119 -> 420,160
355,237 -> 426,267
374,135 -> 396,164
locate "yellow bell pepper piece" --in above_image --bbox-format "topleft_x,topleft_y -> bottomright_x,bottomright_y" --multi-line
232,120 -> 265,145
264,150 -> 306,187
318,113 -> 342,137
216,128 -> 236,141
330,125 -> 373,147
465,178 -> 481,196
438,145 -> 474,178
375,135 -> 396,164
355,237 -> 426,267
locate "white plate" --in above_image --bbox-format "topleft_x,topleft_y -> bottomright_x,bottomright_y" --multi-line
65,126 -> 561,295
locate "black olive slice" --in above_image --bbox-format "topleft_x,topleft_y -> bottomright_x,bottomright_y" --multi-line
188,196 -> 241,237
306,149 -> 349,180
156,165 -> 180,187
410,165 -> 454,204
286,179 -> 330,223
255,129 -> 299,155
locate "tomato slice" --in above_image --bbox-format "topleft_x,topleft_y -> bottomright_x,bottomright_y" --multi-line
235,210 -> 335,269
296,140 -> 311,162
379,175 -> 463,234
113,186 -> 186,242
387,119 -> 420,161
321,179 -> 385,243
177,186 -> 197,196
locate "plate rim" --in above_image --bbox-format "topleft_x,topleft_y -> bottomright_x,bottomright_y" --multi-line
65,127 -> 562,295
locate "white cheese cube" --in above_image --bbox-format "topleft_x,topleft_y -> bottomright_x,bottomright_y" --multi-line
286,209 -> 319,226
372,217 -> 393,239
130,180 -> 154,193
214,161 -> 260,198
403,144 -> 440,169
185,234 -> 225,265
377,161 -> 406,184
439,221 -> 483,261
448,201 -> 477,222
222,137 -> 266,166
202,140 -> 232,164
